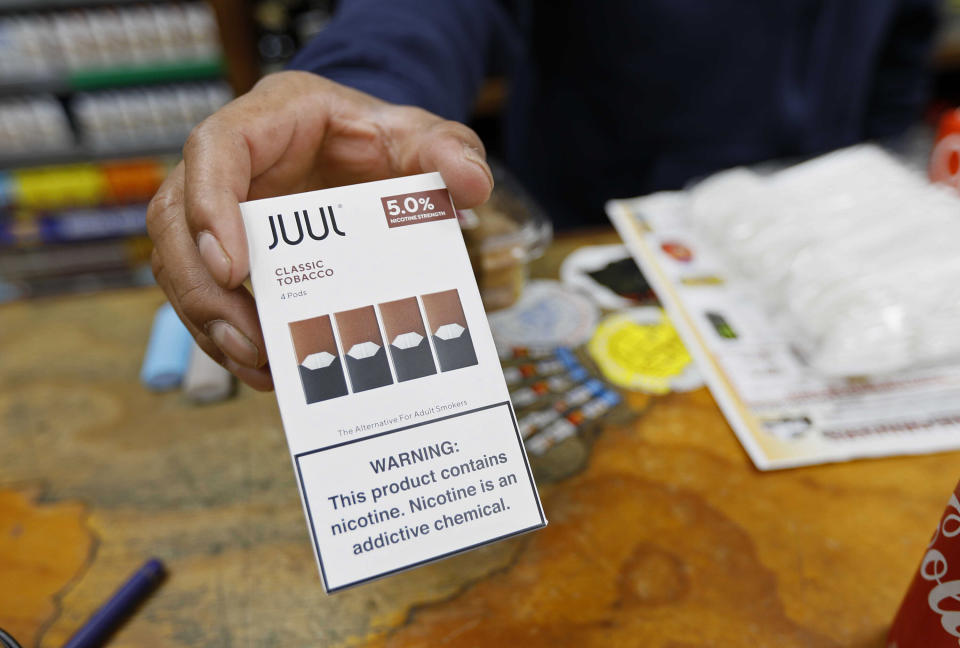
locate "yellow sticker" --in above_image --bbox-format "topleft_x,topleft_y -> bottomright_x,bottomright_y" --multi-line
588,308 -> 700,393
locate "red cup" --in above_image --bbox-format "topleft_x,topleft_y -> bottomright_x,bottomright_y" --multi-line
929,108 -> 960,193
888,480 -> 960,647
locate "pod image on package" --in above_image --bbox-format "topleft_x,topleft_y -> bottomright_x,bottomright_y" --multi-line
421,289 -> 478,372
335,305 -> 393,392
289,315 -> 349,404
378,297 -> 436,382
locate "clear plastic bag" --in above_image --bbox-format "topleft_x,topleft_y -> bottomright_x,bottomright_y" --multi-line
688,145 -> 960,376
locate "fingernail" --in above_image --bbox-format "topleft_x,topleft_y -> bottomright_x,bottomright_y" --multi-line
207,320 -> 260,368
197,231 -> 232,286
462,144 -> 494,188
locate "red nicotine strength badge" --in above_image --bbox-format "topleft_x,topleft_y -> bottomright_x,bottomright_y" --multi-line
382,189 -> 454,228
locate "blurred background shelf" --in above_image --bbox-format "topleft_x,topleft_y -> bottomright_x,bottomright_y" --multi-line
0,0 -> 144,9
0,59 -> 224,97
71,58 -> 224,90
0,143 -> 181,170
71,58 -> 225,91
0,75 -> 68,96
0,0 -> 250,301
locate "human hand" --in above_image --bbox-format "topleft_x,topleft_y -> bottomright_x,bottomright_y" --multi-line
147,71 -> 493,390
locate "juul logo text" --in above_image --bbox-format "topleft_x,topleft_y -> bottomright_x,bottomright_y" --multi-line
267,207 -> 346,250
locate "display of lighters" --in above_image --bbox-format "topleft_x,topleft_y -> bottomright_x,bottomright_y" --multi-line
517,379 -> 606,438
502,346 -> 579,386
517,409 -> 561,440
526,390 -> 621,455
556,378 -> 607,409
509,364 -> 589,407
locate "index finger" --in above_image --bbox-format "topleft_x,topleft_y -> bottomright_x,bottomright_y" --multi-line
181,80 -> 319,289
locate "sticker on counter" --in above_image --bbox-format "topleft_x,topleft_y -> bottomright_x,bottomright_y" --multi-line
559,244 -> 654,309
489,280 -> 599,352
587,308 -> 703,393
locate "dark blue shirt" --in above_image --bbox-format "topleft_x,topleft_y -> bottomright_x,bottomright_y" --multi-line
290,0 -> 938,227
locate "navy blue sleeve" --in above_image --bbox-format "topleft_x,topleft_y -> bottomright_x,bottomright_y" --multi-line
287,0 -> 520,123
865,0 -> 940,139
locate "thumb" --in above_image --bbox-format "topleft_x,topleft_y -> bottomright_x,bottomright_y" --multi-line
386,109 -> 494,209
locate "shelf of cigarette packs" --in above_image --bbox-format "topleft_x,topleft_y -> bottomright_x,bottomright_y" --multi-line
0,1 -> 231,167
0,154 -> 178,302
501,345 -> 630,482
0,2 -> 234,300
0,81 -> 232,168
0,2 -> 223,97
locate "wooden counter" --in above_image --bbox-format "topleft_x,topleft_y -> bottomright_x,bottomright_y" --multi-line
1,229 -> 956,647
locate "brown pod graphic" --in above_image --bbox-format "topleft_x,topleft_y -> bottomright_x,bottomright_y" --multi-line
335,305 -> 393,392
379,297 -> 436,382
289,315 -> 349,403
420,289 -> 478,372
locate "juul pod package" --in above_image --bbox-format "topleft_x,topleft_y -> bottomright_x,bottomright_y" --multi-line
240,172 -> 546,592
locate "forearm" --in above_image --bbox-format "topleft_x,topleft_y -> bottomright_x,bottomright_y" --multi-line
288,0 -> 519,122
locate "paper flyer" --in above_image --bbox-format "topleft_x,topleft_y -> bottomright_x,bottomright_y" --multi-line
241,173 -> 545,592
608,192 -> 960,470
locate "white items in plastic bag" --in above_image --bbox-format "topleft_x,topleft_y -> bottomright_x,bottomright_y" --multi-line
689,145 -> 960,376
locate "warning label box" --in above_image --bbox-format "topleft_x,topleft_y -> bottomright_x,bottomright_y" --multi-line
295,402 -> 544,592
